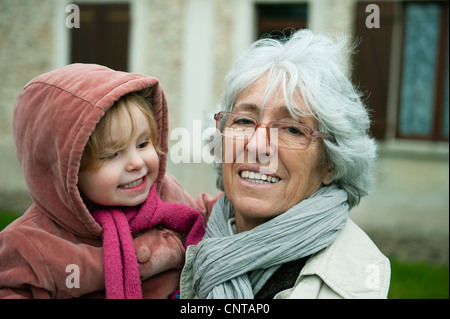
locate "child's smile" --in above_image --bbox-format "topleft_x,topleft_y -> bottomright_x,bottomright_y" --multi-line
119,176 -> 146,189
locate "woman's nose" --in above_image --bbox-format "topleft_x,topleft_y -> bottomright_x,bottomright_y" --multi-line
245,125 -> 277,163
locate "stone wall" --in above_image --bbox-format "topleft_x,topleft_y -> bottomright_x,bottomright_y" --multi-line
0,0 -> 58,202
135,0 -> 186,129
0,0 -> 56,135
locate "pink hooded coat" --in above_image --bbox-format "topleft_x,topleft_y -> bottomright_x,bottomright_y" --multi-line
0,64 -> 213,299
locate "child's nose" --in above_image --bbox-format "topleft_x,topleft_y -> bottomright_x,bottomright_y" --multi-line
126,151 -> 145,171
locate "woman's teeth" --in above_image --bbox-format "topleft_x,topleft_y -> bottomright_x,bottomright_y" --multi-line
120,177 -> 144,189
239,170 -> 280,184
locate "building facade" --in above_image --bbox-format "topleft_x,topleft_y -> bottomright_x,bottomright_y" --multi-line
0,0 -> 448,238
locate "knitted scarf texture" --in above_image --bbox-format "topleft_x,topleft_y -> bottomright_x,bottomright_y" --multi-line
191,185 -> 349,299
92,185 -> 205,299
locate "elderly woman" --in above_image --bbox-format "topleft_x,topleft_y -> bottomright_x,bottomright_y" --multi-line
181,30 -> 390,299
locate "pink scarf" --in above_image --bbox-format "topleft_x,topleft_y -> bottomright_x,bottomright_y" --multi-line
92,185 -> 205,299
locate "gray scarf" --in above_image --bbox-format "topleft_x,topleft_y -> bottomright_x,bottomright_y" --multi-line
191,185 -> 349,299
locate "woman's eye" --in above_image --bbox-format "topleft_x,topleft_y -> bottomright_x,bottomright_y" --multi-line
234,118 -> 254,126
285,126 -> 305,135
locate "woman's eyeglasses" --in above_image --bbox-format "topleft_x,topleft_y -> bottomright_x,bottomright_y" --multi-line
214,112 -> 336,150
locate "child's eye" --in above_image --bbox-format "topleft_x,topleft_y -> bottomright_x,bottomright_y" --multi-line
137,141 -> 151,149
100,152 -> 119,161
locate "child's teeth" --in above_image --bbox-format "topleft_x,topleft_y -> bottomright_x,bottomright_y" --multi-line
122,178 -> 143,188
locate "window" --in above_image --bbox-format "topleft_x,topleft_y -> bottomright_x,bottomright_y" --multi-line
353,1 -> 449,141
398,2 -> 448,140
70,3 -> 130,72
256,3 -> 308,39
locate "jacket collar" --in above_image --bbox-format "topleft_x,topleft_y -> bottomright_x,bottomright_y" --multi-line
295,218 -> 391,298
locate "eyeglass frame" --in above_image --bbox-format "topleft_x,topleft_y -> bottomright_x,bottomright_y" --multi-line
214,111 -> 336,150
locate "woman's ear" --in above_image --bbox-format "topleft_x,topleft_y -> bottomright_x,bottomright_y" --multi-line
322,164 -> 335,186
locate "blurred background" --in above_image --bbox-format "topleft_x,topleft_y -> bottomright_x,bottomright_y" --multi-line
0,0 -> 448,298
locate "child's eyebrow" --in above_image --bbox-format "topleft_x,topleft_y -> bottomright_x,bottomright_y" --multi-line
137,131 -> 152,141
100,136 -> 128,154
104,137 -> 122,147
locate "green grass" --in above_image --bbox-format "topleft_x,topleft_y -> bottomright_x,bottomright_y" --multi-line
388,258 -> 449,299
0,209 -> 20,230
0,211 -> 448,299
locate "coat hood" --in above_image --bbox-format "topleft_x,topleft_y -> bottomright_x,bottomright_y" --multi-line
13,64 -> 170,238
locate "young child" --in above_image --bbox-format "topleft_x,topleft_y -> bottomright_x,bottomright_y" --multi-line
0,64 -> 205,299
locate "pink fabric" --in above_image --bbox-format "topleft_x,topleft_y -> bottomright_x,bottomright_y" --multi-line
92,185 -> 205,299
0,64 -> 211,298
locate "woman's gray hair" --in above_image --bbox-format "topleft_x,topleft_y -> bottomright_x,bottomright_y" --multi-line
213,29 -> 377,210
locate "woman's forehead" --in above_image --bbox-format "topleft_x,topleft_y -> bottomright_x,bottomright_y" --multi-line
233,102 -> 292,117
233,92 -> 314,123
233,74 -> 312,116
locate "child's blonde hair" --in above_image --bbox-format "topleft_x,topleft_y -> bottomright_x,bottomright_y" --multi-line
80,88 -> 161,171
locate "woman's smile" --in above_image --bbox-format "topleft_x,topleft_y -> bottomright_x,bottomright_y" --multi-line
239,170 -> 281,184
237,165 -> 282,187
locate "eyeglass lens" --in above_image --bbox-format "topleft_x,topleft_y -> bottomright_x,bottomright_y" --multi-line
217,113 -> 311,149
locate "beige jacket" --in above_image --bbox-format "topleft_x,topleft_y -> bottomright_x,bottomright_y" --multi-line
180,218 -> 391,299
